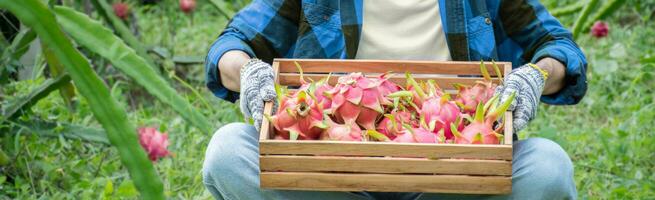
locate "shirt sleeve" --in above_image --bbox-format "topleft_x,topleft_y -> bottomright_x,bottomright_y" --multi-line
498,0 -> 588,105
205,0 -> 301,102
205,30 -> 255,103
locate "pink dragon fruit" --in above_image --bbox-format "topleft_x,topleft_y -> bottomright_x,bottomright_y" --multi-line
392,124 -> 439,143
326,73 -> 393,130
112,2 -> 129,20
451,93 -> 515,144
138,127 -> 170,162
420,94 -> 461,139
320,115 -> 363,141
591,21 -> 609,38
179,0 -> 196,13
455,62 -> 500,114
378,72 -> 401,96
376,111 -> 412,140
267,90 -> 327,140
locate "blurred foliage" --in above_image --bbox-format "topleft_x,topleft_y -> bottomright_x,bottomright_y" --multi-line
0,0 -> 653,199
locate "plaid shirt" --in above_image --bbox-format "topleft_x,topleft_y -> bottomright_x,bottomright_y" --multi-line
206,0 -> 587,105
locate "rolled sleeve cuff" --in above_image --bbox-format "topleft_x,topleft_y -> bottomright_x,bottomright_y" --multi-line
205,34 -> 255,103
531,43 -> 588,105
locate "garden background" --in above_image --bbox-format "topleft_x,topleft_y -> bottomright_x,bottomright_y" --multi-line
0,0 -> 653,199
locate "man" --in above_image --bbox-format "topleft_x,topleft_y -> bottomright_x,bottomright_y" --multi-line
202,0 -> 586,199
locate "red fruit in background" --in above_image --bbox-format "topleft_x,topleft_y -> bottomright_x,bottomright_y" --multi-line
179,0 -> 196,13
138,127 -> 170,162
113,2 -> 129,20
591,21 -> 609,38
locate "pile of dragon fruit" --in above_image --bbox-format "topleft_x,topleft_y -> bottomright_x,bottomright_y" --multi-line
266,64 -> 515,145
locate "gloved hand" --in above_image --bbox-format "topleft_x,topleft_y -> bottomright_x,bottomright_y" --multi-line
494,63 -> 548,133
239,59 -> 277,132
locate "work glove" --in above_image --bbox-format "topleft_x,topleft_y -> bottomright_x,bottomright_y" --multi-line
494,63 -> 548,134
239,59 -> 277,132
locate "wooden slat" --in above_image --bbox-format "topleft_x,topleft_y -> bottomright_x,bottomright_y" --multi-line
278,73 -> 500,89
276,59 -> 510,76
259,62 -> 279,140
260,102 -> 274,141
260,172 -> 511,194
260,140 -> 512,160
260,155 -> 511,175
504,112 -> 513,145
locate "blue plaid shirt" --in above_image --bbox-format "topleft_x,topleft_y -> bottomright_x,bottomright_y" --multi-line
206,0 -> 587,105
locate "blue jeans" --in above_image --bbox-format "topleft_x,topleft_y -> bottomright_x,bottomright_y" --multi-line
203,123 -> 577,200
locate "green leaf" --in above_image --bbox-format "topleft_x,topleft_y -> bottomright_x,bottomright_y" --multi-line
366,130 -> 391,142
88,0 -> 159,73
582,0 -> 626,32
550,2 -> 585,17
2,28 -> 36,60
2,74 -> 71,121
117,180 -> 138,198
172,55 -> 205,64
8,118 -> 109,144
208,0 -> 236,19
42,43 -> 76,107
103,179 -> 114,198
53,6 -> 213,134
571,0 -> 600,39
0,28 -> 36,84
0,149 -> 8,166
0,0 -> 164,199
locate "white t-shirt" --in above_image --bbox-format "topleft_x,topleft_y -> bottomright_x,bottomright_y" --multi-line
355,0 -> 451,61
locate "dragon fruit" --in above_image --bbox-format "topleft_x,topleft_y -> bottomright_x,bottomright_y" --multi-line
267,62 -> 512,144
378,72 -> 401,96
326,73 -> 392,130
591,21 -> 609,38
137,127 -> 170,162
320,115 -> 363,141
179,0 -> 196,13
451,92 -> 515,144
455,62 -> 501,114
297,78 -> 333,110
392,124 -> 439,143
267,90 -> 327,140
420,94 -> 461,139
376,111 -> 412,140
112,2 -> 129,20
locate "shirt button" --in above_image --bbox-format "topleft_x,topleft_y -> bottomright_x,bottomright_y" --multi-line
485,17 -> 492,25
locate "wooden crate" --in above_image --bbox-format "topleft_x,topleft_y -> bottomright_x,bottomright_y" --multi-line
259,59 -> 513,194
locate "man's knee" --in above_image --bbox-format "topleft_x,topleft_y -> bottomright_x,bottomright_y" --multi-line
202,123 -> 258,183
515,138 -> 576,198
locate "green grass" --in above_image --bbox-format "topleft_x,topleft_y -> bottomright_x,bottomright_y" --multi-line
1,0 -> 654,199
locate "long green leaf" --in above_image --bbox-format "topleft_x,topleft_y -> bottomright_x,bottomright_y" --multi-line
88,0 -> 160,73
551,2 -> 585,17
53,6 -> 213,134
208,0 -> 236,19
6,28 -> 36,59
0,1 -> 164,199
0,28 -> 36,84
582,0 -> 626,31
571,0 -> 600,39
2,74 -> 71,121
9,119 -> 109,144
42,43 -> 77,107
